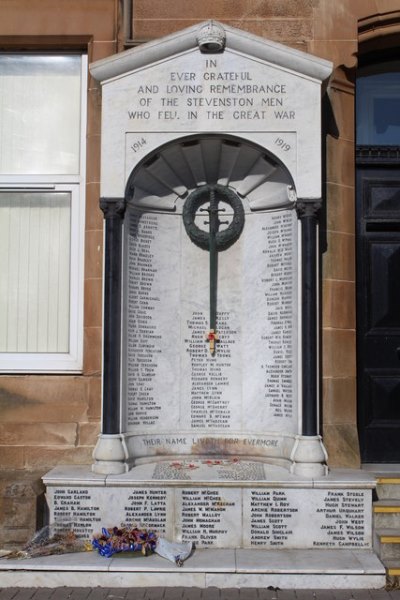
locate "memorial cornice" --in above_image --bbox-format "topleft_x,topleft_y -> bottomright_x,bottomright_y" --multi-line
90,20 -> 332,86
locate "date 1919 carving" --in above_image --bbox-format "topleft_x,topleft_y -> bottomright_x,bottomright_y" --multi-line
275,137 -> 291,152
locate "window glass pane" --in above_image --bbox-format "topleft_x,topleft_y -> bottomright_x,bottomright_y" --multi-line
357,61 -> 400,145
0,192 -> 71,353
0,55 -> 81,174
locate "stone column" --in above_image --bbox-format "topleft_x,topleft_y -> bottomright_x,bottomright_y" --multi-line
92,197 -> 126,475
291,199 -> 328,477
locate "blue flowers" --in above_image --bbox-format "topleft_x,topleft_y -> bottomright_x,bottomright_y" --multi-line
92,526 -> 158,558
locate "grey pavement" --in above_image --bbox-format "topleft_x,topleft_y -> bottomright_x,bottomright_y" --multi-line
2,589 -> 400,600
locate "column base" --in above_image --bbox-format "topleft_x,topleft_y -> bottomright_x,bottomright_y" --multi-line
92,433 -> 127,475
290,435 -> 328,477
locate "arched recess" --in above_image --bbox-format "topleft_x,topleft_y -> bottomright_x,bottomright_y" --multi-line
124,134 -> 295,212
356,14 -> 400,463
120,133 -> 303,468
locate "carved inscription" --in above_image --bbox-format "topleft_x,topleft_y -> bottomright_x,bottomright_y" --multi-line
123,204 -> 298,449
51,488 -> 101,539
185,311 -> 237,429
244,488 -> 370,549
250,490 -> 297,546
241,209 -> 298,433
47,484 -> 371,550
126,211 -> 162,427
127,57 -> 296,124
313,490 -> 369,548
124,489 -> 168,534
260,212 -> 296,420
179,488 -> 238,547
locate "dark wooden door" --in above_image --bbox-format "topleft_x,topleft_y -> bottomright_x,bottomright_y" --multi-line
357,160 -> 400,462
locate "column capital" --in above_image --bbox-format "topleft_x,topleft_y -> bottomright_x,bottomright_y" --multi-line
296,199 -> 322,219
100,197 -> 126,219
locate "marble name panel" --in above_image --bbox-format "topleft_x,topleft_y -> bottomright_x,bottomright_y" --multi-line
50,486 -> 103,540
47,486 -> 174,540
122,204 -> 299,461
242,488 -> 371,549
47,481 -> 372,550
176,488 -> 241,548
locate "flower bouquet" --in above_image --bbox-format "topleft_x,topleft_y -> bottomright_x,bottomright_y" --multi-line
92,525 -> 157,558
5,524 -> 91,560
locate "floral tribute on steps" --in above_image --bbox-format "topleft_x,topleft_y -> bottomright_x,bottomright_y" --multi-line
92,524 -> 193,566
92,526 -> 157,557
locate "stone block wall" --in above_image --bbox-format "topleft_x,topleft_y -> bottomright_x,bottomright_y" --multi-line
0,0 -> 118,548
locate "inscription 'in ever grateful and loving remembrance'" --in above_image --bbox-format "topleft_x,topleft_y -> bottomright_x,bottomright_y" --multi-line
127,58 -> 296,123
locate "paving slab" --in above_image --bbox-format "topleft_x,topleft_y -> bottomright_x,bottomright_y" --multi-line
31,590 -> 55,600
50,589 -> 75,600
164,588 -> 186,599
201,588 -> 220,600
85,591 -> 111,600
2,590 -> 400,600
143,588 -> 165,600
181,589 -> 203,600
220,588 -> 240,600
0,592 -> 19,600
125,589 -> 146,600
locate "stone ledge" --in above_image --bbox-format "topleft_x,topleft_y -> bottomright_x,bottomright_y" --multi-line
0,549 -> 385,589
42,464 -> 377,488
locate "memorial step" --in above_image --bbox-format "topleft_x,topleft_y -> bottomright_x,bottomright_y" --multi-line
0,548 -> 385,589
383,559 -> 400,577
376,477 -> 400,500
374,500 -> 400,528
368,470 -> 400,579
374,528 -> 400,560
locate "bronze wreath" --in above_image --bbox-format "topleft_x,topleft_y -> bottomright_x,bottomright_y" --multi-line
182,184 -> 245,251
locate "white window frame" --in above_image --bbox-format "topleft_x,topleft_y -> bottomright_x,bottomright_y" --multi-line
0,54 -> 87,373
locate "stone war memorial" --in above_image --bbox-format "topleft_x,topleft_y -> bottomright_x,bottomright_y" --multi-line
41,21 -> 384,587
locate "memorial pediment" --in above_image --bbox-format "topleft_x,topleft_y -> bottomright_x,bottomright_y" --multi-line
91,20 -> 332,200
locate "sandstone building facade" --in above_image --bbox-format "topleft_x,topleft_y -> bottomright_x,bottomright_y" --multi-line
0,0 -> 399,549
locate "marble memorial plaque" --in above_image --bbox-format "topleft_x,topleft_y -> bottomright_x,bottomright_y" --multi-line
122,204 -> 298,462
118,487 -> 172,535
175,487 -> 241,548
48,486 -> 103,539
242,488 -> 372,549
91,21 -> 332,475
47,483 -> 372,550
48,485 -> 174,539
122,209 -> 180,432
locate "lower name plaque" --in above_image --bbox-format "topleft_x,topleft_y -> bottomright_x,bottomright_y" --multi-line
243,488 -> 371,549
176,488 -> 241,548
122,488 -> 168,534
50,487 -> 102,539
46,475 -> 372,550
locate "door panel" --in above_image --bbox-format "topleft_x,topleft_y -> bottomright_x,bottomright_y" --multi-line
357,166 -> 400,462
369,240 -> 400,330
